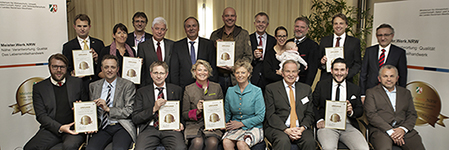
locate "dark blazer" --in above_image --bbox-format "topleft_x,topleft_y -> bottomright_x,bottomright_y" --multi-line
364,85 -> 417,134
312,78 -> 363,130
125,32 -> 152,52
264,80 -> 315,131
170,37 -> 218,88
32,76 -> 87,135
360,44 -> 407,95
137,38 -> 174,87
132,83 -> 183,133
287,37 -> 320,85
263,47 -> 283,84
250,32 -> 276,89
62,37 -> 105,74
319,35 -> 361,82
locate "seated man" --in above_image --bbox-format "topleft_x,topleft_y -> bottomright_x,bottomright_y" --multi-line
264,60 -> 315,150
364,65 -> 425,150
86,55 -> 136,150
132,61 -> 186,150
312,58 -> 368,150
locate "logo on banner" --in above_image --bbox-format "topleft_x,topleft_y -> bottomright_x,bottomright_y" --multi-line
407,81 -> 448,127
9,77 -> 44,115
49,4 -> 57,13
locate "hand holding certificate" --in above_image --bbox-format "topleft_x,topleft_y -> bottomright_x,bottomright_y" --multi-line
122,56 -> 142,84
73,102 -> 98,133
72,50 -> 95,76
158,101 -> 180,130
325,100 -> 347,130
203,99 -> 226,130
325,47 -> 344,72
216,41 -> 235,67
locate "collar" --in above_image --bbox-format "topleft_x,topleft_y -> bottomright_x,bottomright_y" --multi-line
152,37 -> 164,45
188,36 -> 199,44
378,43 -> 391,51
103,78 -> 117,88
332,79 -> 346,88
257,32 -> 267,39
77,36 -> 90,43
50,77 -> 66,86
153,82 -> 166,89
215,25 -> 243,38
334,32 -> 346,39
282,80 -> 295,89
196,80 -> 209,89
134,32 -> 146,39
295,36 -> 306,43
382,85 -> 396,93
233,81 -> 253,94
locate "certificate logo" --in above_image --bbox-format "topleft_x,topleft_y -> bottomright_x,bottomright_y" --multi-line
407,81 -> 448,127
9,77 -> 44,115
49,4 -> 58,13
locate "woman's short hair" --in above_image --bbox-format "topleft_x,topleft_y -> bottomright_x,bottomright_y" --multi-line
233,59 -> 253,75
274,26 -> 288,37
113,23 -> 128,34
191,59 -> 213,79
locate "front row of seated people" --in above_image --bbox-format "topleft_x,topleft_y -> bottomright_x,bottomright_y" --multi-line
25,54 -> 425,150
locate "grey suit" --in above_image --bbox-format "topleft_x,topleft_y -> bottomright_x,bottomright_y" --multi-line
138,38 -> 174,87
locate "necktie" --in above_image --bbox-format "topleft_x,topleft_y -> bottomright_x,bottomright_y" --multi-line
289,86 -> 298,128
154,87 -> 164,128
101,84 -> 112,129
379,49 -> 386,68
156,42 -> 162,61
335,83 -> 341,101
190,41 -> 196,65
83,40 -> 89,50
258,36 -> 263,46
57,82 -> 62,87
335,37 -> 341,47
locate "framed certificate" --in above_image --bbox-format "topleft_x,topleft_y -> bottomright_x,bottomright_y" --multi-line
73,102 -> 98,133
325,47 -> 344,72
324,100 -> 347,130
122,56 -> 142,84
216,41 -> 235,66
72,50 -> 94,76
203,99 -> 226,130
158,101 -> 180,130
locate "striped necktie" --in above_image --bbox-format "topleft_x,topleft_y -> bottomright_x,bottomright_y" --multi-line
379,49 -> 386,68
153,87 -> 164,128
100,84 -> 112,129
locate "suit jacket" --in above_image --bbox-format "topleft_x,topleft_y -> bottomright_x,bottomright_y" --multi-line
125,32 -> 152,52
364,85 -> 417,134
250,32 -> 276,89
132,83 -> 183,133
89,77 -> 137,142
287,37 -> 320,85
312,78 -> 363,130
170,37 -> 218,88
264,80 -> 315,132
138,38 -> 174,87
360,44 -> 407,95
319,34 -> 361,82
62,37 -> 105,74
32,76 -> 87,135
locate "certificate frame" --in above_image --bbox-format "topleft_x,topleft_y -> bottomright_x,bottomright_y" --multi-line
72,50 -> 94,76
73,101 -> 98,133
122,56 -> 142,84
216,41 -> 235,66
325,47 -> 344,72
324,100 -> 347,130
203,99 -> 226,130
158,101 -> 180,130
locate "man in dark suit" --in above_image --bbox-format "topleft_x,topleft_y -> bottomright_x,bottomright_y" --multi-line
360,24 -> 407,103
86,55 -> 136,150
138,17 -> 174,87
287,17 -> 319,86
62,14 -> 105,90
364,65 -> 425,150
125,12 -> 152,54
249,12 -> 276,90
319,13 -> 361,83
264,60 -> 315,150
132,61 -> 186,150
312,58 -> 368,150
24,54 -> 87,150
170,17 -> 217,89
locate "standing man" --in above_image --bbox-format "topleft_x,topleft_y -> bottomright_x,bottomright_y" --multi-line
249,12 -> 276,90
132,61 -> 186,150
312,58 -> 368,150
264,60 -> 315,150
24,54 -> 87,150
210,7 -> 252,94
170,17 -> 217,89
360,24 -> 407,103
86,55 -> 136,150
364,65 -> 425,150
126,12 -> 152,54
287,17 -> 320,86
319,13 -> 361,83
63,14 -> 104,87
138,17 -> 174,87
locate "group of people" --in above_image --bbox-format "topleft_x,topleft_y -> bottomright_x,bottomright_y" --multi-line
23,6 -> 425,150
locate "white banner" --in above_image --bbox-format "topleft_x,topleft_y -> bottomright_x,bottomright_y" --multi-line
0,0 -> 67,149
373,0 -> 449,149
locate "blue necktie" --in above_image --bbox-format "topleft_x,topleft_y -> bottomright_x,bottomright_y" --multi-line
190,41 -> 196,64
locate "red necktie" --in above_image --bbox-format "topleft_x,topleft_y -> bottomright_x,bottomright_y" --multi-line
57,82 -> 62,86
258,36 -> 263,46
335,37 -> 341,47
156,42 -> 162,61
379,49 -> 386,68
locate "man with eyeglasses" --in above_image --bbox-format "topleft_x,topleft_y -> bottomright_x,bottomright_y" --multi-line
24,54 -> 87,150
138,17 -> 174,87
359,24 -> 407,103
132,61 -> 186,150
287,17 -> 320,86
126,12 -> 152,54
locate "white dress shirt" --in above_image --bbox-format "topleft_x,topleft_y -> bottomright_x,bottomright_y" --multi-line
333,32 -> 346,47
152,37 -> 165,61
77,36 -> 90,50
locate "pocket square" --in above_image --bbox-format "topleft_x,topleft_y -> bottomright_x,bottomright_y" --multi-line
350,95 -> 356,99
301,97 -> 309,104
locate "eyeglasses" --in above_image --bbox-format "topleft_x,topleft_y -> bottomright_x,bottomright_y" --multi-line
51,65 -> 66,70
276,35 -> 288,38
376,33 -> 393,37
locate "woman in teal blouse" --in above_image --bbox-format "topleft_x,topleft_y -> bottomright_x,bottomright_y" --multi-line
222,59 -> 265,150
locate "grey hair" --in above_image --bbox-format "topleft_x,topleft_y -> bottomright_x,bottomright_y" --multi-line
152,17 -> 167,27
379,65 -> 398,77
